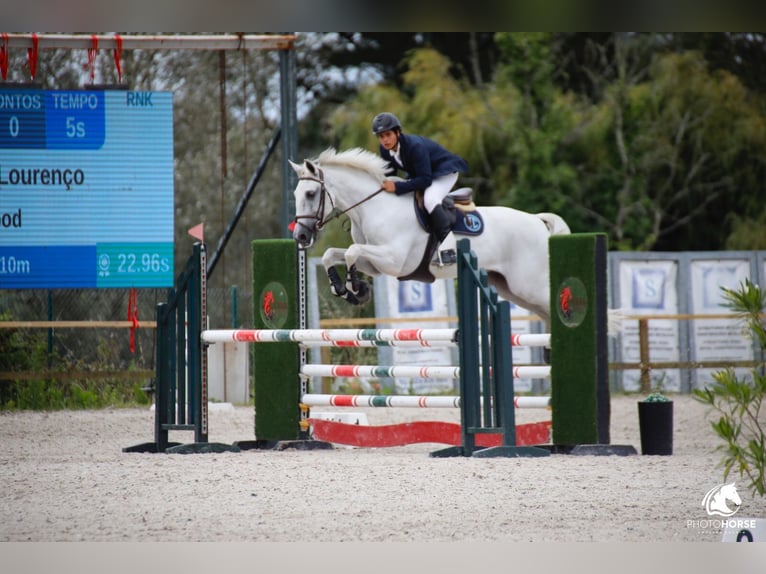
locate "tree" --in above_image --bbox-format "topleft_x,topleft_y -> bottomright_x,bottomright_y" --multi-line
325,46 -> 519,206
576,49 -> 766,250
491,33 -> 766,250
669,33 -> 766,96
317,33 -> 499,88
492,33 -> 584,214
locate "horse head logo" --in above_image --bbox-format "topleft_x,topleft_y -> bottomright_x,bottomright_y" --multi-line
262,290 -> 275,321
702,482 -> 742,517
559,286 -> 573,319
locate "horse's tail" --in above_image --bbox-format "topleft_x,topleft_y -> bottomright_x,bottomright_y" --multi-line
536,212 -> 571,236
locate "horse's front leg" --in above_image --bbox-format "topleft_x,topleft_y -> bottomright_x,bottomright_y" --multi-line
321,247 -> 367,305
344,264 -> 369,304
321,244 -> 402,306
341,243 -> 405,304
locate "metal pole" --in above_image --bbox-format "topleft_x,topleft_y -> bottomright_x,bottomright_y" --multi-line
231,285 -> 238,329
0,33 -> 295,51
639,318 -> 651,393
458,240 -> 479,455
206,127 -> 281,278
279,46 -> 298,238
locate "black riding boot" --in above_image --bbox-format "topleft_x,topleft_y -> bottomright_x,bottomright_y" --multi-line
429,204 -> 456,266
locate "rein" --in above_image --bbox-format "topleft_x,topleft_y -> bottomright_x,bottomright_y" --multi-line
295,168 -> 385,231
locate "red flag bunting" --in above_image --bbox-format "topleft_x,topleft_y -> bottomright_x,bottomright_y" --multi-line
188,223 -> 204,242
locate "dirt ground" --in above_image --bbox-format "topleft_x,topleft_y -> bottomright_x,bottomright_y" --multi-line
1,394 -> 764,544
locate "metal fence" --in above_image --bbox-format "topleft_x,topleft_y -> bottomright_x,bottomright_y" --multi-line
0,286 -> 252,383
0,289 -> 162,376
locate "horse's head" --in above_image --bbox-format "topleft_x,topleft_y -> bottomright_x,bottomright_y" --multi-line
290,148 -> 390,248
290,158 -> 330,248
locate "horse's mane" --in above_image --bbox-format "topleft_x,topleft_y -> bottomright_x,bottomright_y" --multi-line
314,147 -> 389,181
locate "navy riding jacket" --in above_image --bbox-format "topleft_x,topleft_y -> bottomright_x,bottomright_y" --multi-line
379,133 -> 468,196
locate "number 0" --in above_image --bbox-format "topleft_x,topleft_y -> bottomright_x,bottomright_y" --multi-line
9,116 -> 19,138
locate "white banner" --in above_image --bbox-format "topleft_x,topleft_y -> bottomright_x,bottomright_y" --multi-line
382,278 -> 456,394
509,302 -> 535,392
690,258 -> 753,388
618,260 -> 681,392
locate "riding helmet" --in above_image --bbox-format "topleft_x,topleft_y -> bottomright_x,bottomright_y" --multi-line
372,112 -> 402,135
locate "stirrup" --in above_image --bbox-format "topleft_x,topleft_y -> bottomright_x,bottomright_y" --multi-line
435,248 -> 457,267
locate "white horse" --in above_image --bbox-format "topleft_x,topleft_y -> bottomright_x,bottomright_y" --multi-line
290,147 -> 571,328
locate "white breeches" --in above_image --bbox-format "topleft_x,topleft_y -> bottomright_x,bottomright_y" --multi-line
423,172 -> 459,213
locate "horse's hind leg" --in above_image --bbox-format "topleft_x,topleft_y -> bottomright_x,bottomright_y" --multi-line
487,270 -> 551,328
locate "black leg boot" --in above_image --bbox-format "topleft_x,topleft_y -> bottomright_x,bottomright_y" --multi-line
429,204 -> 457,266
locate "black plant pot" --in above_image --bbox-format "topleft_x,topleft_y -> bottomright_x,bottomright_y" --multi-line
638,401 -> 673,455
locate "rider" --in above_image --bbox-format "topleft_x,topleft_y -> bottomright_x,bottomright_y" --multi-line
372,112 -> 469,266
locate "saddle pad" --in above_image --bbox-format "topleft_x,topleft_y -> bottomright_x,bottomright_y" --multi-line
453,210 -> 484,236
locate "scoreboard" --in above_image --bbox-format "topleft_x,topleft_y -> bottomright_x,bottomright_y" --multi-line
0,89 -> 174,288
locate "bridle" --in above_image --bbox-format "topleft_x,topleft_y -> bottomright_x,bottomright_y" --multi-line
293,166 -> 385,232
293,168 -> 332,231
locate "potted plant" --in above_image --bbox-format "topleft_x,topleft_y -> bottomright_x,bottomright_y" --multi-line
638,382 -> 674,455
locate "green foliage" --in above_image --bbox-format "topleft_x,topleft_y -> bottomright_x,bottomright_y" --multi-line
133,382 -> 152,405
2,376 -> 151,411
494,33 -> 564,204
1,312 -> 152,410
8,380 -> 60,411
576,49 -> 766,250
643,392 -> 671,403
726,210 -> 766,250
693,279 -> 766,497
0,312 -> 47,374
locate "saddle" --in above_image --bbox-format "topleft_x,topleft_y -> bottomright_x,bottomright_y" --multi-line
398,189 -> 485,283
